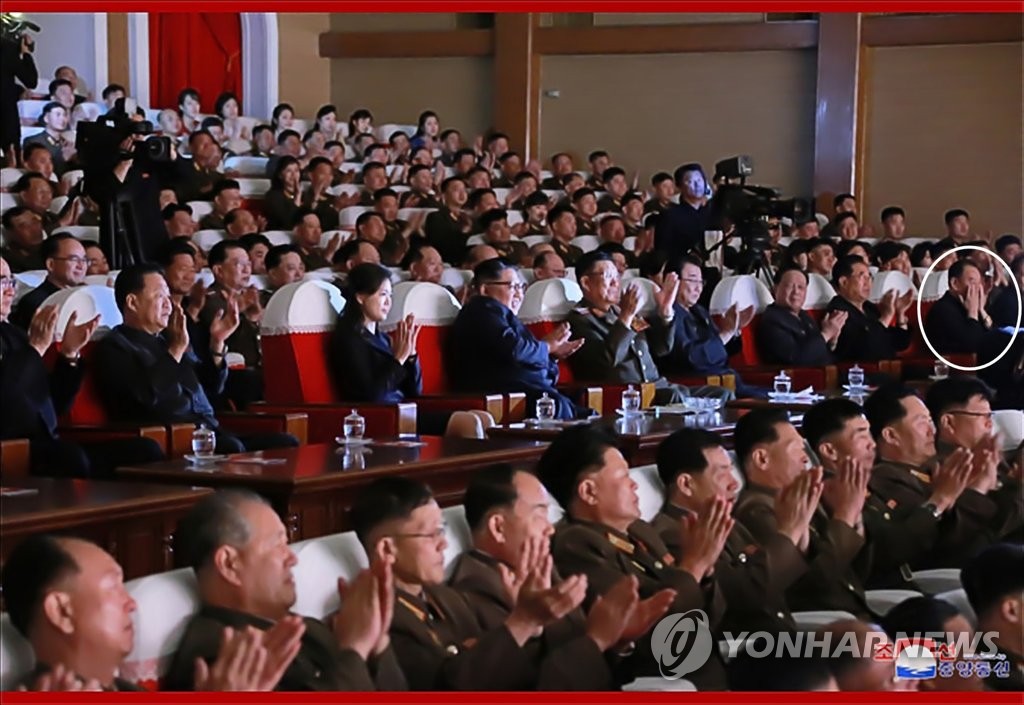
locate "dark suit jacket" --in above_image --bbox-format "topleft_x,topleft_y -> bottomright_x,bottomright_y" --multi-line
94,324 -> 222,429
870,459 -> 1006,570
652,503 -> 804,635
734,483 -> 871,619
0,321 -> 82,440
0,40 -> 36,154
924,290 -> 990,354
826,296 -> 910,361
448,549 -> 616,690
263,188 -> 300,231
329,316 -> 421,403
566,305 -> 672,385
988,285 -> 1020,328
658,302 -> 731,375
165,604 -> 405,691
756,303 -> 834,366
390,583 -> 536,691
653,201 -> 709,273
173,158 -> 222,204
10,279 -> 60,330
425,207 -> 471,265
551,517 -> 728,690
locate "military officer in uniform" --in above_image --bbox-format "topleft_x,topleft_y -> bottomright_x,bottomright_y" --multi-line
651,429 -> 810,634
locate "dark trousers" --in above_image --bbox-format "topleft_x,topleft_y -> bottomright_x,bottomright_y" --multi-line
30,436 -> 166,479
215,431 -> 300,454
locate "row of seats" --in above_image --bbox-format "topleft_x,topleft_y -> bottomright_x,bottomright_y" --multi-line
0,459 -> 983,691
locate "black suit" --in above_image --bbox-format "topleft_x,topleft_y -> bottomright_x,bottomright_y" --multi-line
425,207 -> 471,266
924,290 -> 990,354
264,188 -> 300,231
756,303 -> 834,366
826,296 -> 910,362
0,39 -> 37,160
0,322 -> 162,477
10,279 -> 60,330
654,201 -> 709,272
329,315 -> 421,403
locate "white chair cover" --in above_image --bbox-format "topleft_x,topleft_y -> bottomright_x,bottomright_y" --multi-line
708,274 -> 774,316
381,281 -> 460,332
261,280 -> 345,336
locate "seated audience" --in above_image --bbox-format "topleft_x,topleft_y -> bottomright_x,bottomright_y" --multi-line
261,244 -> 305,306
532,251 -> 566,281
806,238 -> 836,278
827,255 -> 912,362
399,164 -> 441,209
14,171 -> 68,235
425,177 -> 473,265
541,152 -> 574,190
84,242 -> 110,276
834,212 -> 860,241
874,240 -> 912,275
448,258 -> 587,420
571,188 -> 599,237
879,206 -> 907,241
239,233 -> 272,275
994,234 -> 1022,266
11,232 -> 87,329
1,206 -> 46,272
586,150 -> 611,190
939,208 -> 974,248
264,156 -> 303,230
95,264 -> 297,453
643,172 -> 676,215
478,209 -> 529,266
546,205 -> 583,266
596,167 -> 628,214
198,179 -> 242,231
406,244 -> 444,286
292,208 -> 341,271
756,266 -> 845,366
22,102 -> 76,176
961,543 -> 1024,692
167,490 -> 405,691
988,253 -> 1024,327
164,203 -> 198,239
924,258 -> 992,354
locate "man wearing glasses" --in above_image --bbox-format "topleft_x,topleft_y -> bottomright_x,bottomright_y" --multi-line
10,232 -> 87,329
448,258 -> 589,420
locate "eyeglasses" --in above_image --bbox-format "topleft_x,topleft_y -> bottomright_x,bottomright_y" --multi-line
389,524 -> 447,541
946,410 -> 993,420
487,281 -> 527,293
681,278 -> 705,286
0,277 -> 16,291
52,256 -> 89,265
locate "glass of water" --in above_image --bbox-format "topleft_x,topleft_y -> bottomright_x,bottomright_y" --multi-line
343,409 -> 365,441
773,371 -> 792,397
536,393 -> 556,423
848,365 -> 865,389
933,361 -> 949,379
192,424 -> 216,458
621,385 -> 641,415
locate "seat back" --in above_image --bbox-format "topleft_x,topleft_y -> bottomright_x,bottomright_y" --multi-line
381,281 -> 461,395
936,588 -> 977,627
919,269 -> 950,303
521,278 -> 583,384
53,225 -> 100,242
440,267 -> 472,292
572,235 -> 600,253
0,613 -> 34,691
120,568 -> 199,690
626,277 -> 662,317
992,409 -> 1024,451
709,275 -> 774,367
192,229 -> 225,252
442,505 -> 473,578
630,464 -> 665,522
291,532 -> 368,620
260,280 -> 346,404
870,270 -> 915,303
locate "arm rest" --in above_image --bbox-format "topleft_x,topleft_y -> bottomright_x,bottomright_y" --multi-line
253,403 -> 414,445
59,424 -> 170,455
0,438 -> 31,479
219,412 -> 308,445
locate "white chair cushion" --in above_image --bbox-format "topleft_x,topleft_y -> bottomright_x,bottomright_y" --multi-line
911,568 -> 962,595
0,613 -> 34,691
804,273 -> 837,309
865,589 -> 923,617
261,280 -> 345,336
381,281 -> 460,331
709,274 -> 774,315
120,568 -> 199,687
630,465 -> 666,522
869,270 -> 915,304
291,532 -> 368,620
442,505 -> 472,579
42,284 -> 122,340
519,278 -> 583,324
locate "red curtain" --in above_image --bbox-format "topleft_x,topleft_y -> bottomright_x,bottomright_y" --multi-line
148,13 -> 243,111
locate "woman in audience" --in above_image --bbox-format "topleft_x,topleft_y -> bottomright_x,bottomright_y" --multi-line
271,102 -> 295,135
346,108 -> 374,146
410,110 -> 440,151
910,241 -> 933,269
177,87 -> 202,134
263,156 -> 302,230
214,91 -> 251,152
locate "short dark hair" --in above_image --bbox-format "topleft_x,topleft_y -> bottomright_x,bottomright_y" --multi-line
114,262 -> 164,312
222,208 -> 250,229
733,408 -> 790,470
801,398 -> 866,453
880,206 -> 905,222
355,211 -> 384,232
478,208 -> 508,231
881,596 -> 961,644
601,166 -> 625,182
276,129 -> 300,146
177,87 -> 200,107
361,161 -> 386,178
910,242 -> 933,267
513,171 -> 537,186
873,240 -> 908,266
265,243 -> 301,271
962,543 -> 1024,620
498,151 -> 521,165
408,163 -> 431,180
532,250 -> 557,269
523,191 -> 548,209
40,101 -> 65,120
13,171 -> 51,195
656,429 -> 726,489
472,257 -> 516,286
453,148 -> 477,163
587,150 -> 608,163
638,250 -> 669,280
1,535 -> 82,637
487,132 -> 509,145
373,188 -> 398,204
238,233 -> 271,253
833,193 -> 855,208
807,237 -> 833,254
463,464 -> 522,532
832,254 -> 867,285
350,476 -> 434,549
834,211 -> 859,226
316,104 -> 337,121
214,92 -> 239,118
773,264 -> 808,286
334,238 -> 372,266
101,83 -> 126,100
291,206 -> 319,229
574,250 -> 614,283
571,187 -> 595,204
535,426 -> 619,512
48,78 -> 72,96
22,143 -> 50,162
467,188 -> 496,211
944,208 -> 969,225
177,490 -> 270,572
40,231 -> 79,261
863,383 -> 919,439
948,258 -> 981,281
211,179 -> 241,198
622,192 -> 644,207
994,234 -> 1021,258
547,204 -> 575,224
307,156 -> 333,173
200,116 -> 223,131
651,171 -> 673,186
835,239 -> 871,261
672,162 -> 705,188
207,239 -> 246,267
157,237 -> 197,268
924,377 -> 993,426
1,205 -> 31,231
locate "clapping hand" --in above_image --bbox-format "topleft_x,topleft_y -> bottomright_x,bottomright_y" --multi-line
393,314 -> 421,365
194,618 -> 305,691
60,310 -> 101,358
166,303 -> 191,363
27,305 -> 59,357
821,458 -> 869,530
20,664 -> 101,692
653,273 -> 680,320
677,495 -> 734,581
821,309 -> 849,343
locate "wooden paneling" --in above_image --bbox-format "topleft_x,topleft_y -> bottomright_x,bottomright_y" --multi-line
535,20 -> 819,55
493,14 -> 540,159
812,13 -> 863,206
319,29 -> 494,59
106,12 -> 130,90
863,13 -> 1024,46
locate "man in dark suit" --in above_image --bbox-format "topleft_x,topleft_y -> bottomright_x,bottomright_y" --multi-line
1,28 -> 37,164
350,477 -> 555,690
425,177 -> 473,266
863,384 -> 1005,570
962,544 -> 1024,692
11,233 -> 87,330
167,490 -> 406,691
453,463 -> 675,690
566,251 -> 688,404
756,266 -> 846,366
651,429 -> 809,635
538,426 -> 731,691
653,163 -> 710,273
448,258 -> 588,420
1,256 -> 163,477
924,259 -> 993,354
94,263 -> 297,454
732,409 -> 873,620
827,255 -> 913,362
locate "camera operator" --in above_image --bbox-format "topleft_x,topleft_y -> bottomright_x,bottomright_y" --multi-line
1,22 -> 38,166
78,100 -> 180,266
654,162 -> 711,273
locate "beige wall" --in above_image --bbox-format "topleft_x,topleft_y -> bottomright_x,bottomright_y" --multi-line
329,13 -> 460,31
539,50 -> 817,198
863,42 -> 1024,236
592,13 -> 765,26
330,58 -> 493,138
277,13 -> 332,118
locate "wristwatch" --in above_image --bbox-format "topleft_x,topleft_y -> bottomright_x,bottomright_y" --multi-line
921,502 -> 943,519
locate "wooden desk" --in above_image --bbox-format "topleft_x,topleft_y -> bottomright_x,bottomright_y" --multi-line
1,478 -> 212,579
726,389 -> 863,412
488,409 -> 806,464
117,437 -> 548,542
